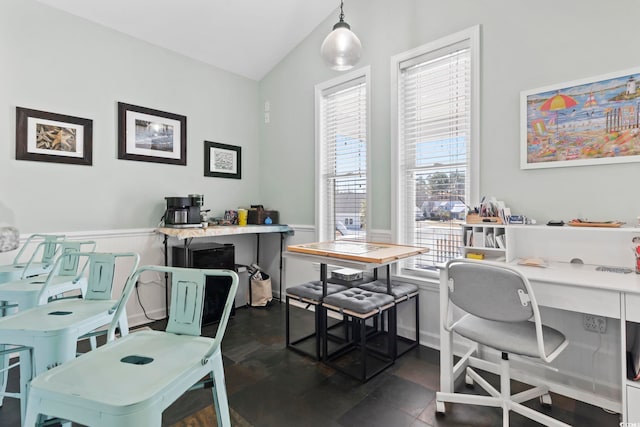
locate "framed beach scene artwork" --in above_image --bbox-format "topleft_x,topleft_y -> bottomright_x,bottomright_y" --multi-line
521,67 -> 640,169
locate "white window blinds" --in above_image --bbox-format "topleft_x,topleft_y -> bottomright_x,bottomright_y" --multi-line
397,39 -> 474,271
317,74 -> 368,241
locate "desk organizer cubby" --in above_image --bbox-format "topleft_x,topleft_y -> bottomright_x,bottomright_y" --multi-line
460,224 -> 510,261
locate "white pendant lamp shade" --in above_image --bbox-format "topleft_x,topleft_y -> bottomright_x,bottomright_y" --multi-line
320,2 -> 362,71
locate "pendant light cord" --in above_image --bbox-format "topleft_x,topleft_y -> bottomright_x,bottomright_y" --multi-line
339,0 -> 345,23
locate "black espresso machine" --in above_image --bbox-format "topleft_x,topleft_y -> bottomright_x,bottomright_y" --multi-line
164,195 -> 203,228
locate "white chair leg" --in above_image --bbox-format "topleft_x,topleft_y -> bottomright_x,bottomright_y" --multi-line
465,371 -> 474,387
210,354 -> 231,427
500,357 -> 511,427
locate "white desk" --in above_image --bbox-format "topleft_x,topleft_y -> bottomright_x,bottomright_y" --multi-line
439,260 -> 640,422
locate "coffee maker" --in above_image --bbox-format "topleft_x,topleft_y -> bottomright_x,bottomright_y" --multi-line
164,195 -> 202,228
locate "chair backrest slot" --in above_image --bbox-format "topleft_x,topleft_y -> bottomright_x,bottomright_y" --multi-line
55,240 -> 97,277
174,280 -> 201,326
41,235 -> 63,264
166,269 -> 206,336
85,254 -> 117,300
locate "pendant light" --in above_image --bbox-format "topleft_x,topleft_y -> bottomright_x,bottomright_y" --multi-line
320,0 -> 362,71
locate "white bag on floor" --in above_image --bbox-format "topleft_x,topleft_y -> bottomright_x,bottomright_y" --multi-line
251,272 -> 272,307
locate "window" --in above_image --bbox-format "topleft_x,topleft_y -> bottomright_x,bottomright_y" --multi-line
392,26 -> 480,276
315,67 -> 370,242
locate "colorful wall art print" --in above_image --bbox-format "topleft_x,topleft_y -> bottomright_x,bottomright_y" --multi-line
521,68 -> 640,169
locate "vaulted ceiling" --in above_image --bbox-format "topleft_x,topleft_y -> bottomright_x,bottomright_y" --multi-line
36,0 -> 339,81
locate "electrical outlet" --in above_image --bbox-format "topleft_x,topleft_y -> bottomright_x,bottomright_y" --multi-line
583,314 -> 607,333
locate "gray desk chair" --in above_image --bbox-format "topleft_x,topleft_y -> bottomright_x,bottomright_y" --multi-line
436,259 -> 570,427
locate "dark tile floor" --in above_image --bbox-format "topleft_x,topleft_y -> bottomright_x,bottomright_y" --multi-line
0,301 -> 622,426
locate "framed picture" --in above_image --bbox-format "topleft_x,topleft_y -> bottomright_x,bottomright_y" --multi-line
521,66 -> 640,169
204,141 -> 241,179
118,102 -> 187,165
15,107 -> 92,166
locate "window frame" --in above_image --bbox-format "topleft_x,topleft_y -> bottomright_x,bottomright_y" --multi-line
390,26 -> 480,280
315,66 -> 372,242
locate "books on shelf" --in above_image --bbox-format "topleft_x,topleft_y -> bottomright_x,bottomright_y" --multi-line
485,232 -> 496,248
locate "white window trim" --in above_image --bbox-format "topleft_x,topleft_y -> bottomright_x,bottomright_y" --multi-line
390,25 -> 480,277
314,66 -> 372,241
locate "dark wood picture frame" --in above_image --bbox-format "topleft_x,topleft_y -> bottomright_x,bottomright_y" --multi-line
16,107 -> 93,166
204,141 -> 241,179
117,102 -> 187,165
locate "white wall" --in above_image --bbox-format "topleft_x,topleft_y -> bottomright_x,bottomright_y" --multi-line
259,0 -> 640,227
0,0 -> 262,233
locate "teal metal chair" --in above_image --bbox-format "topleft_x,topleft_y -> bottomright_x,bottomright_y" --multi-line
0,251 -> 140,424
24,265 -> 239,427
0,234 -> 65,284
0,240 -> 96,317
0,239 -> 94,410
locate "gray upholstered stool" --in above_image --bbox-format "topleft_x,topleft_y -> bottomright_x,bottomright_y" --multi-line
322,288 -> 395,381
359,279 -> 420,357
286,280 -> 348,360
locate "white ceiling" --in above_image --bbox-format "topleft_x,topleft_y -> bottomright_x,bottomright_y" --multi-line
35,0 -> 339,81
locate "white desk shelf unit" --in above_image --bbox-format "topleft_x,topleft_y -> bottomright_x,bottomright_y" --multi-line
451,223 -> 640,422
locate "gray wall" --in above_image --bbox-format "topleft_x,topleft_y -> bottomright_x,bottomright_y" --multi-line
259,0 -> 640,229
0,0 -> 261,233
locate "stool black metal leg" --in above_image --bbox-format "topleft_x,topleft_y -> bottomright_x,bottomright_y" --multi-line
414,293 -> 420,351
360,317 -> 367,381
285,295 -> 291,346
